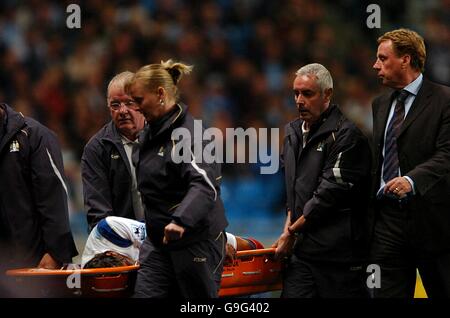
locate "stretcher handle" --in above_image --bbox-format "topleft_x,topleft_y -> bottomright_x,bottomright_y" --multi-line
235,247 -> 276,258
6,264 -> 140,277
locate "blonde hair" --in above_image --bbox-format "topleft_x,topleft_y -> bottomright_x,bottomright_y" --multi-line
107,71 -> 134,102
127,60 -> 193,102
378,28 -> 426,72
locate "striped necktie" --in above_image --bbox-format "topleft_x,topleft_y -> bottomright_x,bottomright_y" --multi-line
382,89 -> 409,183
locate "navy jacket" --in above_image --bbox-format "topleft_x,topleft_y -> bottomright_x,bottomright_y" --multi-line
282,105 -> 371,263
136,103 -> 228,249
0,104 -> 78,268
81,121 -> 137,231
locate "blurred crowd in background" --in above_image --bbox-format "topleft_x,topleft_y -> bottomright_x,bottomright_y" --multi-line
1,0 -> 449,247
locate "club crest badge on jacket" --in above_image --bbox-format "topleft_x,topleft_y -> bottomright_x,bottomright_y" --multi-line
316,141 -> 324,152
157,146 -> 164,157
9,140 -> 20,152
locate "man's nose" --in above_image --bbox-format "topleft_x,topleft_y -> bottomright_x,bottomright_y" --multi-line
118,104 -> 129,113
373,60 -> 380,70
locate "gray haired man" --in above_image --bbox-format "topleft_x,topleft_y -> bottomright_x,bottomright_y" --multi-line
273,63 -> 372,298
81,72 -> 146,231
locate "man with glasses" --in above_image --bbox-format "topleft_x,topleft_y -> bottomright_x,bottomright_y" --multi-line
81,71 -> 146,231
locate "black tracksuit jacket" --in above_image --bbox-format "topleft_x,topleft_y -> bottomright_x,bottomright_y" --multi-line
81,121 -> 137,231
282,105 -> 371,263
0,104 -> 77,268
136,103 -> 228,249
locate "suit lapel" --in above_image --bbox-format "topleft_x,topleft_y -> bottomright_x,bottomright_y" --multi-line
373,93 -> 392,147
399,79 -> 432,137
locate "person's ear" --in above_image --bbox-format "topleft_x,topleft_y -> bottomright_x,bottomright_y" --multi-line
401,54 -> 411,70
157,87 -> 165,101
324,88 -> 333,102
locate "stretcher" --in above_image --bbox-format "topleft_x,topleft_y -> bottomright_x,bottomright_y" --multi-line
5,265 -> 139,297
6,248 -> 283,297
219,248 -> 283,297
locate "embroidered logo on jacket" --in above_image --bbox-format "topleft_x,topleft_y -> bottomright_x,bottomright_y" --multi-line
9,140 -> 20,152
316,141 -> 324,152
111,153 -> 120,159
157,146 -> 164,157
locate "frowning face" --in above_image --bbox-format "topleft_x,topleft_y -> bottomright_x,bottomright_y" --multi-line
373,40 -> 405,89
293,74 -> 331,126
108,84 -> 145,140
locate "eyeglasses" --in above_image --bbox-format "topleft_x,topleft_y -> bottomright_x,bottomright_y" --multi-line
109,100 -> 140,111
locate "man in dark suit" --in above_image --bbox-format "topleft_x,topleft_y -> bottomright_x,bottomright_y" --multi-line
370,28 -> 450,298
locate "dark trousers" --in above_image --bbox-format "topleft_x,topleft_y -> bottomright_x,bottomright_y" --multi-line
133,232 -> 226,298
369,200 -> 450,298
281,255 -> 367,298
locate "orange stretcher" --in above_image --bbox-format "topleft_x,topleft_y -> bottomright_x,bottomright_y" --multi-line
219,248 -> 283,297
6,248 -> 283,297
5,265 -> 139,298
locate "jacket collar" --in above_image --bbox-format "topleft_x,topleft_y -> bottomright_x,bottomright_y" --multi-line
100,121 -> 123,144
0,104 -> 26,154
98,121 -> 135,173
286,104 -> 343,158
298,104 -> 342,147
147,103 -> 187,141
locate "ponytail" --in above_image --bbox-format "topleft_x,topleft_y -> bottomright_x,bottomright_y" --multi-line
161,59 -> 193,85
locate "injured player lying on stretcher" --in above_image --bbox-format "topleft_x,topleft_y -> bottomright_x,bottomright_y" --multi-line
82,216 -> 263,269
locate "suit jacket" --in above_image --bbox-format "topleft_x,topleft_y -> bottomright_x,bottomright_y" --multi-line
371,78 -> 450,254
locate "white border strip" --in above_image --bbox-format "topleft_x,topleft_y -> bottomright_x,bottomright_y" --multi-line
190,150 -> 217,201
332,152 -> 344,184
46,148 -> 68,196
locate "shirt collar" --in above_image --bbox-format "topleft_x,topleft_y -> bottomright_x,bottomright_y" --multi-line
301,121 -> 309,134
403,73 -> 423,96
121,135 -> 138,145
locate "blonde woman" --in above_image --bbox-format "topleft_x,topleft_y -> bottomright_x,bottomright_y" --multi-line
126,60 -> 228,298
